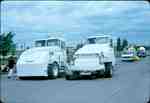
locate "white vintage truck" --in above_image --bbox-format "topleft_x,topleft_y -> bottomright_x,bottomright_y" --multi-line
16,37 -> 67,79
65,35 -> 116,80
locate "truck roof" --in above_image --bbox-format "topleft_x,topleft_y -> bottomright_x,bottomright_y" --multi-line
47,37 -> 65,41
34,37 -> 65,42
87,35 -> 112,39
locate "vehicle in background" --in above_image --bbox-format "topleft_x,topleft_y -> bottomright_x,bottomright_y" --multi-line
65,35 -> 116,80
17,37 -> 67,79
137,46 -> 146,57
121,47 -> 140,61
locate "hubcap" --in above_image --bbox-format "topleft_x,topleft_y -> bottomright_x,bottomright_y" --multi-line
53,65 -> 58,77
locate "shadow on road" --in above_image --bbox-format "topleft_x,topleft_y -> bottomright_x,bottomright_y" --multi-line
18,76 -> 112,81
18,76 -> 49,80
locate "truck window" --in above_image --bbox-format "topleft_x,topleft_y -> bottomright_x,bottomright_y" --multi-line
47,39 -> 60,47
35,40 -> 46,47
87,38 -> 96,44
87,37 -> 109,44
96,37 -> 109,44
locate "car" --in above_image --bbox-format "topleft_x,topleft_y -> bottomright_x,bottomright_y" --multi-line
65,35 -> 116,80
17,37 -> 67,79
121,47 -> 140,61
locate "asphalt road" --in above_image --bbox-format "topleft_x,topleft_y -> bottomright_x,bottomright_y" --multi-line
1,57 -> 150,103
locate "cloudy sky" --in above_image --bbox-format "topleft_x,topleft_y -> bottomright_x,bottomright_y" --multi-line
1,1 -> 150,47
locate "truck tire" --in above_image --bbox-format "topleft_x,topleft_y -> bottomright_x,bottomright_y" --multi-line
96,70 -> 105,78
104,62 -> 113,78
47,63 -> 59,79
18,77 -> 24,80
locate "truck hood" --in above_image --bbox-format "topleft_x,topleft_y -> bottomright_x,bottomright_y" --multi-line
75,44 -> 112,55
26,46 -> 60,53
17,47 -> 60,64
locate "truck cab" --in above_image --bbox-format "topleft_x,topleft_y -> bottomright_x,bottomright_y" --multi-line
65,35 -> 115,80
17,37 -> 67,78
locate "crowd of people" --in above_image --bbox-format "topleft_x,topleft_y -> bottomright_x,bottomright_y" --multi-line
1,56 -> 17,79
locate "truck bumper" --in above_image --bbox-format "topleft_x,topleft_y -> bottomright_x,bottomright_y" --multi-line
66,65 -> 105,76
17,64 -> 48,77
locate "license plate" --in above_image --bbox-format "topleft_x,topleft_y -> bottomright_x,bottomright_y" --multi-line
80,72 -> 91,75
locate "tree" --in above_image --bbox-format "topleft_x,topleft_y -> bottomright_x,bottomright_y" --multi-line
0,32 -> 16,56
116,37 -> 122,56
116,38 -> 121,52
122,39 -> 128,51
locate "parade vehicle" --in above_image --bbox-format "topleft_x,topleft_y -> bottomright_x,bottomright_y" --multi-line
65,35 -> 116,80
121,47 -> 139,61
16,37 -> 67,78
137,46 -> 146,57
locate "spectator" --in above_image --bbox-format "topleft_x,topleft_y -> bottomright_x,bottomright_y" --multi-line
1,64 -> 8,72
7,56 -> 16,79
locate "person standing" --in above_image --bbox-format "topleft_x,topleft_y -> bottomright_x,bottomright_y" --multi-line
7,56 -> 16,79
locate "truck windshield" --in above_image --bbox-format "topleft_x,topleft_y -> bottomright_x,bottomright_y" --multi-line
35,40 -> 46,47
88,37 -> 109,44
47,39 -> 60,46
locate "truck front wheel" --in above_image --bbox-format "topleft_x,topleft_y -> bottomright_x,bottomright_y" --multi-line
104,62 -> 113,78
47,63 -> 59,79
96,70 -> 105,78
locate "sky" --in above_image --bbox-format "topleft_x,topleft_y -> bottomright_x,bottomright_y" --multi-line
1,1 -> 150,48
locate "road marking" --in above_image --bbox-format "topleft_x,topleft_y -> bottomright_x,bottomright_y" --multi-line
111,88 -> 121,97
104,87 -> 121,103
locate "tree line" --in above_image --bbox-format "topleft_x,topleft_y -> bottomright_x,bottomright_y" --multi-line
116,38 -> 128,52
0,32 -> 16,56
